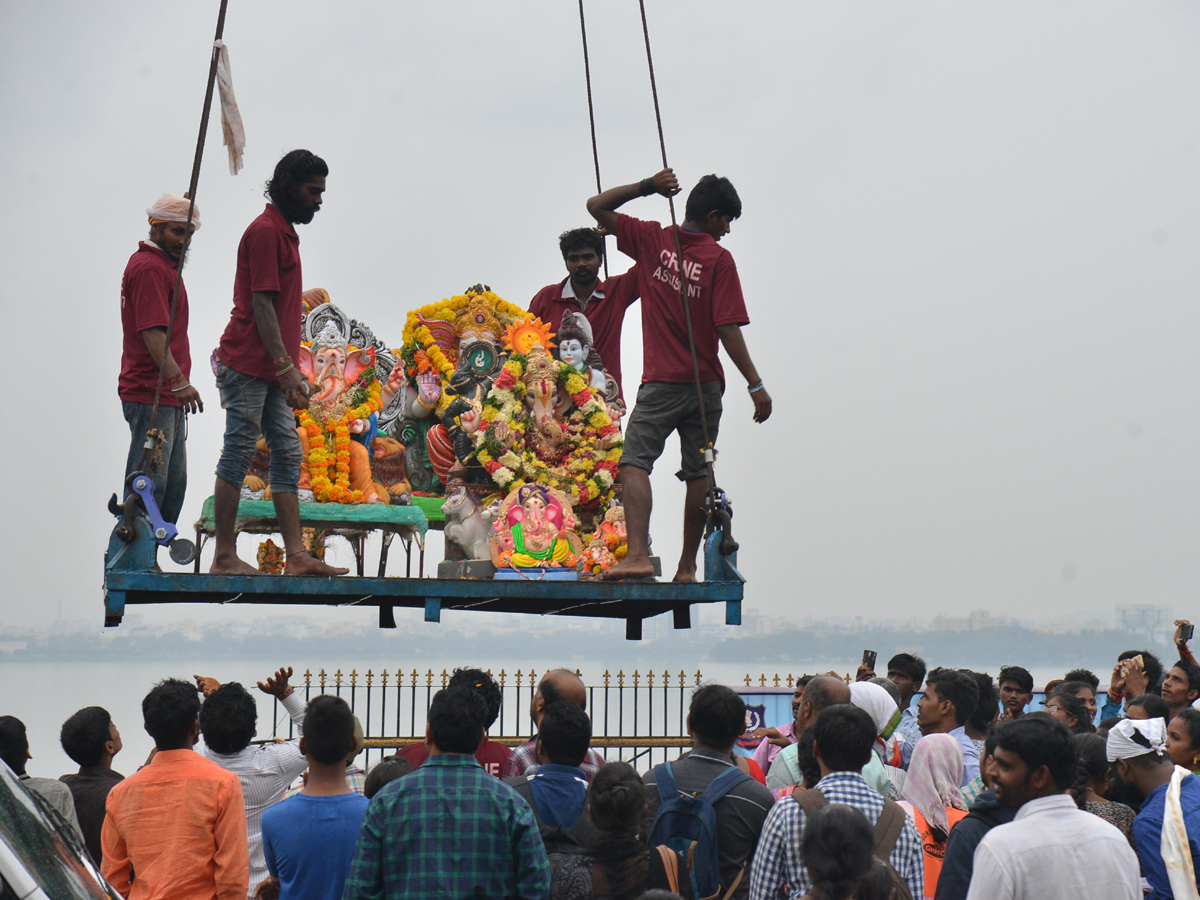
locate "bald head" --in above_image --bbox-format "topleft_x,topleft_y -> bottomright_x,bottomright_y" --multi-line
796,676 -> 851,733
531,669 -> 587,725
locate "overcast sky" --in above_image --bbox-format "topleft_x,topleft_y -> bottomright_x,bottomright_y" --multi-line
3,2 -> 1199,637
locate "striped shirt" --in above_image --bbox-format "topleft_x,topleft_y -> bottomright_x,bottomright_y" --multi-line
202,691 -> 307,898
342,753 -> 550,900
748,771 -> 924,900
503,738 -> 606,781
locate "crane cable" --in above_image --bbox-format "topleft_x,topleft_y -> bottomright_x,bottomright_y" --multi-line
635,0 -> 734,550
576,0 -> 609,280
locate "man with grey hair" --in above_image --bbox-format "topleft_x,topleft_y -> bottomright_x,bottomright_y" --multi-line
118,193 -> 204,526
766,675 -> 852,791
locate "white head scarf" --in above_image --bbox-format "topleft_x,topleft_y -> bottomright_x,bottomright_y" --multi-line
850,681 -> 901,740
1106,717 -> 1166,762
146,193 -> 201,230
901,733 -> 966,835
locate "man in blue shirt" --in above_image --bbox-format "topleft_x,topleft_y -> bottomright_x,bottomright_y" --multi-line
504,701 -> 595,853
886,652 -> 927,758
343,687 -> 550,900
915,668 -> 981,785
1109,717 -> 1200,900
260,695 -> 368,900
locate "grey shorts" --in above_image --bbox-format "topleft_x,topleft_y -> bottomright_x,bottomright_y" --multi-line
620,381 -> 722,482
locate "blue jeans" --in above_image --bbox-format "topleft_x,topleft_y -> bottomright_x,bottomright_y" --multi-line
214,362 -> 301,493
123,401 -> 188,525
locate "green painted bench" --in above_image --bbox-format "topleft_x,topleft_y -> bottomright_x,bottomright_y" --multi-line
194,496 -> 428,577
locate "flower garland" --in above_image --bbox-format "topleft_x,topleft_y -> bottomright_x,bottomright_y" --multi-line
473,355 -> 622,509
298,369 -> 383,504
398,290 -> 528,385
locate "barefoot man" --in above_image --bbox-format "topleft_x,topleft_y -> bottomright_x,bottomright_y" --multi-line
586,169 -> 771,582
210,150 -> 347,577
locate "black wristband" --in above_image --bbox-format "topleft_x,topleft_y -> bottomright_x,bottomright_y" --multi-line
640,177 -> 655,197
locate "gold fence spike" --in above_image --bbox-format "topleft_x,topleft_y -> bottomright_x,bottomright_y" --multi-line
603,669 -> 611,687
694,670 -> 702,685
744,673 -> 751,686
335,669 -> 344,687
633,670 -> 640,686
498,669 -> 507,687
440,669 -> 448,688
426,669 -> 434,686
411,668 -> 419,686
366,669 -> 373,687
759,673 -> 767,687
529,669 -> 537,687
303,669 -> 312,687
350,669 -> 358,687
618,670 -> 625,687
786,673 -> 793,688
515,669 -> 523,685
773,673 -> 780,687
319,668 -> 327,689
679,670 -> 686,687
648,670 -> 654,686
662,669 -> 670,685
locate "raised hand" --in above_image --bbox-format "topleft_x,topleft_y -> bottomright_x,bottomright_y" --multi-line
257,666 -> 294,699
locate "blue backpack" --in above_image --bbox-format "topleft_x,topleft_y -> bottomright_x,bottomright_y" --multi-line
647,761 -> 753,900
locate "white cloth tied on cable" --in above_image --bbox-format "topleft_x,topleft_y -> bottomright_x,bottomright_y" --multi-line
1164,765 -> 1200,900
1106,716 -> 1166,761
214,41 -> 245,175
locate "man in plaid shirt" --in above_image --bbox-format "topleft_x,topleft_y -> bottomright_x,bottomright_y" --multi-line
503,669 -> 605,781
342,686 -> 549,900
749,705 -> 924,900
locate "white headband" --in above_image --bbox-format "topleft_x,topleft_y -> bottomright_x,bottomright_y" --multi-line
1106,717 -> 1166,762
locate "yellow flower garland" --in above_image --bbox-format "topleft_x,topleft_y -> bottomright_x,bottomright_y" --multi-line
399,290 -> 529,384
298,380 -> 383,504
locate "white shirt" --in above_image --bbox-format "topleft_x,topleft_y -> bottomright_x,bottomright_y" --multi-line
965,793 -> 1140,900
202,691 -> 307,898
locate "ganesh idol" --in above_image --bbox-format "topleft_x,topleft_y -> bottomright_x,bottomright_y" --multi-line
295,318 -> 408,504
490,484 -> 583,569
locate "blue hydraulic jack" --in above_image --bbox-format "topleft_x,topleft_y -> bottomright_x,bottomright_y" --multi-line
104,471 -> 196,626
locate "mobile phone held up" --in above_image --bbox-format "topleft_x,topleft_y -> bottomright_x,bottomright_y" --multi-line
1182,624 -> 1195,642
862,650 -> 877,671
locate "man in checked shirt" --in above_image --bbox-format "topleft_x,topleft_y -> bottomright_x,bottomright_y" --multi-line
748,704 -> 924,900
343,686 -> 550,900
195,666 -> 308,900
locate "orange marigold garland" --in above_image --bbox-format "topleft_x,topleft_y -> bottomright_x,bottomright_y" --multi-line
298,375 -> 383,504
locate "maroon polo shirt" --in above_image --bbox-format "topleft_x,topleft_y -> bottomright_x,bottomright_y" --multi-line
614,214 -> 749,388
528,266 -> 639,400
216,204 -> 303,380
119,242 -> 190,406
395,736 -> 514,779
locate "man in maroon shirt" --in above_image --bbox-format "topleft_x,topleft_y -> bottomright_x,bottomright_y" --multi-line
119,194 -> 205,526
528,229 -> 639,402
210,150 -> 346,577
394,668 -> 513,777
586,169 -> 772,583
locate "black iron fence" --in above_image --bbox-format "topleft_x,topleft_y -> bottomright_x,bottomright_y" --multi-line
268,667 -> 816,771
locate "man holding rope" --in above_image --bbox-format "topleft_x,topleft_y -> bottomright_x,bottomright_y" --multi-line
119,194 -> 204,528
210,150 -> 347,577
587,169 -> 771,582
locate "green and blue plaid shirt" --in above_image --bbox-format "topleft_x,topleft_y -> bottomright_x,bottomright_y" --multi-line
341,753 -> 550,900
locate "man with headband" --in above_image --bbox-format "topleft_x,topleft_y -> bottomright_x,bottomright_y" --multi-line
962,715 -> 1139,899
118,194 -> 204,528
1109,717 -> 1200,899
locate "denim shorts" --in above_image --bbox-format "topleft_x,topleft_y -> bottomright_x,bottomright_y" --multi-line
620,381 -> 723,482
214,362 -> 302,493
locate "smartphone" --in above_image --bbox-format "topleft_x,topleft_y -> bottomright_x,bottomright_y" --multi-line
862,650 -> 877,670
1182,624 -> 1195,642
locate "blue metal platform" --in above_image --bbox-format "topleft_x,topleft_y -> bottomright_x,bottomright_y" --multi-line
104,516 -> 745,640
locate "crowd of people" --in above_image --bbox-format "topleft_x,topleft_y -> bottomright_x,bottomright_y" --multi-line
6,624 -> 1200,899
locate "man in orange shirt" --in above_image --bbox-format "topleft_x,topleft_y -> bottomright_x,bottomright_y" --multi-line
102,678 -> 248,900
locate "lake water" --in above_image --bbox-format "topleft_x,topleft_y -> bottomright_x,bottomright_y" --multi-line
0,657 -> 1078,778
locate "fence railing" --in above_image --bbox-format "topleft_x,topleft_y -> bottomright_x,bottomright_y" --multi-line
268,667 -> 816,771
